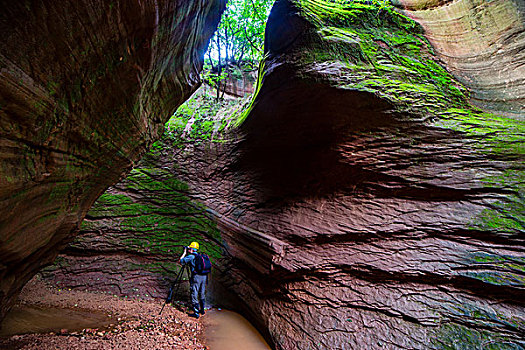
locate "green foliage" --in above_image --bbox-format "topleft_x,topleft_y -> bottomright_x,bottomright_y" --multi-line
204,0 -> 273,100
207,0 -> 274,65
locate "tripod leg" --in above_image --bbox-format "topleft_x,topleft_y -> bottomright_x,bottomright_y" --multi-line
159,265 -> 186,316
170,264 -> 190,307
185,265 -> 199,315
168,265 -> 186,302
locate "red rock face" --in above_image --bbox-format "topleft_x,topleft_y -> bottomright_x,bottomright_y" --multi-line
0,0 -> 225,321
34,0 -> 524,349
167,1 -> 525,348
170,113 -> 525,349
393,0 -> 525,115
222,71 -> 257,97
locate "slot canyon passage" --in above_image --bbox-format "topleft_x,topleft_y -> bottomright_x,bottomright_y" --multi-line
1,0 -> 524,349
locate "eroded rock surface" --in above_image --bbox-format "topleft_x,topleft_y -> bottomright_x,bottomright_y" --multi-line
44,0 -> 524,349
0,0 -> 225,321
394,0 -> 525,115
41,156 -> 227,302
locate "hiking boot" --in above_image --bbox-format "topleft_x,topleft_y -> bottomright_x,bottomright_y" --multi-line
189,313 -> 200,319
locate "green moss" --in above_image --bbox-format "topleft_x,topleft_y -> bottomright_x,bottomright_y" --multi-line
124,169 -> 189,192
96,193 -> 133,206
464,252 -> 525,288
237,1 -> 471,124
298,0 -> 418,32
79,163 -> 224,260
147,141 -> 165,159
438,108 -> 525,234
434,323 -> 524,350
40,256 -> 69,273
475,204 -> 524,233
241,0 -> 524,235
80,220 -> 97,230
437,109 -> 525,157
47,80 -> 59,97
432,109 -> 524,233
463,271 -> 525,287
164,86 -> 248,145
36,211 -> 61,225
306,25 -> 465,116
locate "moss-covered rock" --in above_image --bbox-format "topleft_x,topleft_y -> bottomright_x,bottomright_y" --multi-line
41,140 -> 227,299
209,0 -> 525,348
41,1 -> 525,348
0,0 -> 226,321
40,87 -> 244,301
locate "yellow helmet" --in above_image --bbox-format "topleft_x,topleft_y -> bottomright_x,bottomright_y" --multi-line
188,241 -> 199,250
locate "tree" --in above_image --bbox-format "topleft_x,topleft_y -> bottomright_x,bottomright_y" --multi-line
204,0 -> 274,100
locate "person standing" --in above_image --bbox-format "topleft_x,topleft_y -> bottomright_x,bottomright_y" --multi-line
179,241 -> 208,318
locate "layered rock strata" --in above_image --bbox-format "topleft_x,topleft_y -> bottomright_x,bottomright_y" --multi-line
46,0 -> 524,349
41,149 -> 228,302
39,89 -> 247,306
0,0 -> 225,321
393,0 -> 525,115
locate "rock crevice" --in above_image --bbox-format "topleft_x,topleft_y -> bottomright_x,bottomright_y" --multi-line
22,0 -> 525,348
0,0 -> 225,321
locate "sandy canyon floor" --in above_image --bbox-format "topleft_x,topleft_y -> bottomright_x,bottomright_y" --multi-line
0,276 -> 206,349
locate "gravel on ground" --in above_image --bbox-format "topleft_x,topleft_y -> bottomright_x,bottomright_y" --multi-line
0,276 -> 207,349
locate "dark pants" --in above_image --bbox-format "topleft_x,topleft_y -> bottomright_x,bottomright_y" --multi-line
190,274 -> 207,316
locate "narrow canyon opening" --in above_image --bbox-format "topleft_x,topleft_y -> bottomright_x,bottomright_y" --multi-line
1,0 -> 524,349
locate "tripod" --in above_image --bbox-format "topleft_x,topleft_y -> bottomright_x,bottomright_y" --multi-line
159,264 -> 191,316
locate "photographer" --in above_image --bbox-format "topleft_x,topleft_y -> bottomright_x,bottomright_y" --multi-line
179,241 -> 208,318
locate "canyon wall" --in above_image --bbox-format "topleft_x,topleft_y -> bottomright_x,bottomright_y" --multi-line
42,0 -> 524,349
393,0 -> 525,116
39,89 -> 248,309
0,0 -> 225,321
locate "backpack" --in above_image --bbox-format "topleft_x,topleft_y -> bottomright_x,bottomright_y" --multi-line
192,252 -> 212,275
